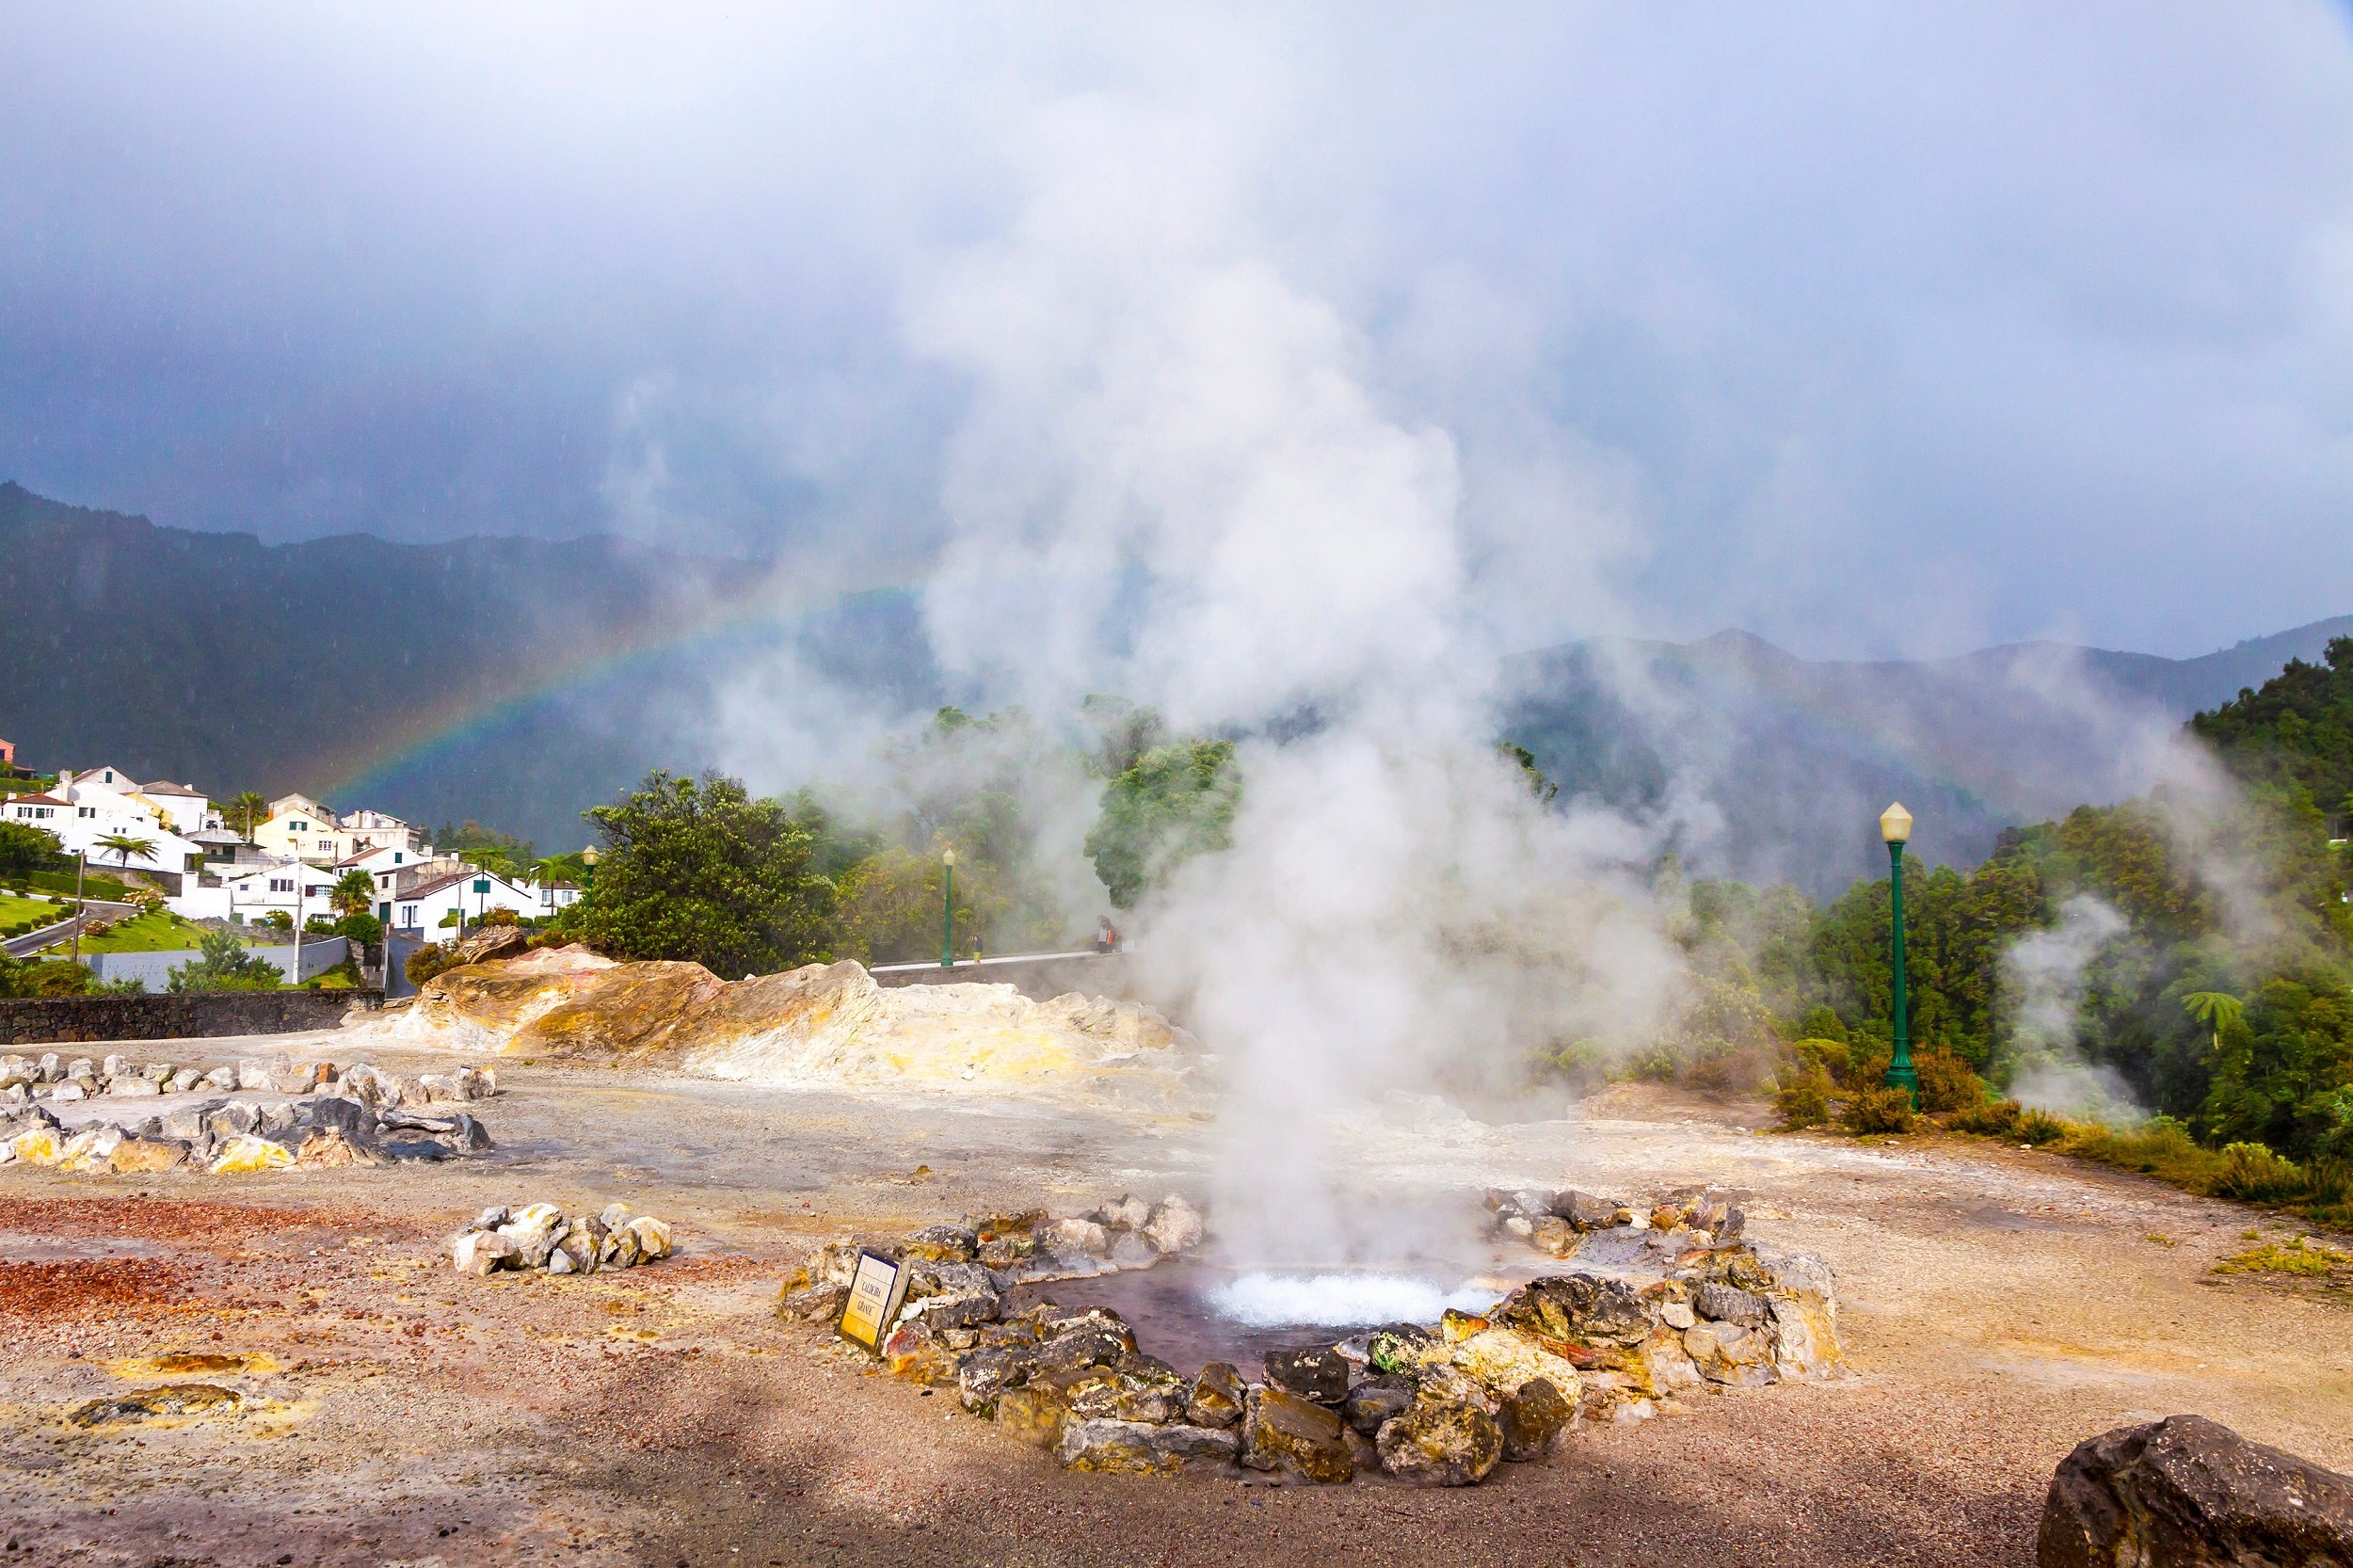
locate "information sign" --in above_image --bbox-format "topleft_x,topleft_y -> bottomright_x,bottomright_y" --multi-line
839,1251 -> 909,1351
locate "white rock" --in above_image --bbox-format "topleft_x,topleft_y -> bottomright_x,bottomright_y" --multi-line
628,1216 -> 674,1260
1099,1194 -> 1152,1230
200,1066 -> 238,1091
102,1054 -> 127,1080
497,1203 -> 565,1268
105,1079 -> 161,1098
453,1230 -> 518,1276
1143,1195 -> 1205,1256
168,1069 -> 203,1094
236,1059 -> 273,1092
47,1082 -> 86,1103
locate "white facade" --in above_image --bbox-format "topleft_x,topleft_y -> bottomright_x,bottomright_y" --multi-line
8,784 -> 208,883
217,858 -> 344,927
384,867 -> 544,935
342,808 -> 426,856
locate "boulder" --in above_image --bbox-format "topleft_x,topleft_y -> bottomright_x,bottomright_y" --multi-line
1097,1194 -> 1153,1231
776,1282 -> 850,1322
108,1138 -> 189,1175
880,1320 -> 958,1384
2039,1415 -> 2353,1568
1556,1191 -> 1624,1230
600,1224 -> 643,1270
104,1078 -> 161,1098
996,1382 -> 1072,1448
1498,1273 -> 1652,1347
294,1127 -> 384,1169
904,1224 -> 980,1263
1451,1328 -> 1583,1407
57,1127 -> 126,1172
628,1217 -> 675,1260
1345,1375 -> 1417,1437
1240,1387 -> 1354,1484
450,923 -> 533,968
955,1347 -> 1038,1415
1057,1420 -> 1240,1474
1044,1217 -> 1110,1258
454,1230 -> 519,1275
1263,1345 -> 1352,1406
1529,1216 -> 1579,1256
1682,1320 -> 1774,1386
1142,1195 -> 1205,1255
209,1134 -> 295,1174
8,1126 -> 60,1164
1187,1362 -> 1246,1429
1498,1377 -> 1573,1461
498,1204 -> 565,1269
1376,1396 -> 1504,1487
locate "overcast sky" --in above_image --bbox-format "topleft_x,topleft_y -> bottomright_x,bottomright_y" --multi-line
6,3 -> 2353,661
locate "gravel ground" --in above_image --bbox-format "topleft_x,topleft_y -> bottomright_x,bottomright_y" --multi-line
0,1032 -> 2348,1567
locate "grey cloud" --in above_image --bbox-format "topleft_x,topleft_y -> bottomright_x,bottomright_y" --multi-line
4,3 -> 2352,656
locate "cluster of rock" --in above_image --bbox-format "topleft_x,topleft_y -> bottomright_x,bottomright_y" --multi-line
0,1050 -> 492,1108
450,1202 -> 676,1276
1481,1184 -> 1833,1389
0,1057 -> 497,1175
776,1193 -> 1207,1329
784,1189 -> 1842,1487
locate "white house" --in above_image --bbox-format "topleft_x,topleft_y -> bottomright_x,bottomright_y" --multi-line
10,779 -> 209,890
341,808 -> 426,856
135,779 -> 218,836
216,857 -> 345,927
384,866 -> 544,936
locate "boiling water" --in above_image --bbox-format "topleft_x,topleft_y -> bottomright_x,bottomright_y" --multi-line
1007,1257 -> 1524,1378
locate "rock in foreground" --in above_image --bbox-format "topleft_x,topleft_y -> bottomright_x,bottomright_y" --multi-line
2039,1414 -> 2353,1568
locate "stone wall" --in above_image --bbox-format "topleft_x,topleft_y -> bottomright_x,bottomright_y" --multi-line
85,937 -> 349,991
872,952 -> 1135,1002
0,990 -> 382,1047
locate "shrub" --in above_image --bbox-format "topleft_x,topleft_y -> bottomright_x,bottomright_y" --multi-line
480,905 -> 520,928
167,930 -> 282,993
1772,1064 -> 1834,1128
1913,1049 -> 1988,1113
406,942 -> 455,987
1952,1097 -> 2023,1137
1841,1048 -> 1892,1090
2015,1108 -> 2071,1145
1842,1085 -> 1917,1134
1687,1042 -> 1786,1095
2211,1142 -> 2309,1205
1792,1037 -> 1851,1078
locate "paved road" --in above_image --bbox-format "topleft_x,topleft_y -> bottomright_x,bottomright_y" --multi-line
2,898 -> 139,959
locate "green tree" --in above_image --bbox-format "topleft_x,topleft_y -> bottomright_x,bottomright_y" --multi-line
226,791 -> 268,842
328,869 -> 376,919
565,771 -> 836,979
0,821 -> 62,880
2183,990 -> 2246,1056
1497,742 -> 1560,805
167,929 -> 282,992
1086,739 -> 1242,908
93,832 -> 155,871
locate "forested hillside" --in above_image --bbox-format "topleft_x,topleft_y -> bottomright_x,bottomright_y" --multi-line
1648,642 -> 2353,1166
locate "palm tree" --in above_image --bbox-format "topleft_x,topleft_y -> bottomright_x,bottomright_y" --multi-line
93,832 -> 156,871
2183,990 -> 2245,1054
229,791 -> 267,843
329,869 -> 376,920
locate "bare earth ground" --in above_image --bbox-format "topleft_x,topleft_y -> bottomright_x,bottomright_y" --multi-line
2,1032 -> 2350,1567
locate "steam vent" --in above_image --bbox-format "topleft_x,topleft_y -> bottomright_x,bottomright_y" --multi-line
779,1185 -> 1841,1485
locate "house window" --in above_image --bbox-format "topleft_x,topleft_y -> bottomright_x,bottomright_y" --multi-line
290,820 -> 307,832
401,904 -> 419,924
269,878 -> 293,893
392,852 -> 403,864
103,771 -> 113,782
78,807 -> 94,818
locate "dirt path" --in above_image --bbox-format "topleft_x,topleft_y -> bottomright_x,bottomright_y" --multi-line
1,1038 -> 2347,1567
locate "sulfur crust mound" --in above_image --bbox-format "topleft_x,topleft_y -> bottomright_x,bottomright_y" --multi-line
382,947 -> 1204,1109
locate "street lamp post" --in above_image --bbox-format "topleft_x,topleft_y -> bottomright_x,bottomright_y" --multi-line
940,849 -> 956,969
1880,802 -> 1918,1104
580,844 -> 599,898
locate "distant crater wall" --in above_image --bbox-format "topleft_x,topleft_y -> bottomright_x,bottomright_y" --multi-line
0,990 -> 383,1046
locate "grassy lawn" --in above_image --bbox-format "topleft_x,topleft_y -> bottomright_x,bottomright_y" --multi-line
75,910 -> 216,953
0,890 -> 69,930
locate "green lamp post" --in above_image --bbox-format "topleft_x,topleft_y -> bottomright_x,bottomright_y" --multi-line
940,848 -> 956,968
1881,802 -> 1918,1104
581,844 -> 599,896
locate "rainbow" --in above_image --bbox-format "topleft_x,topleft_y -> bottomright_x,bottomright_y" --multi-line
312,576 -> 923,807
